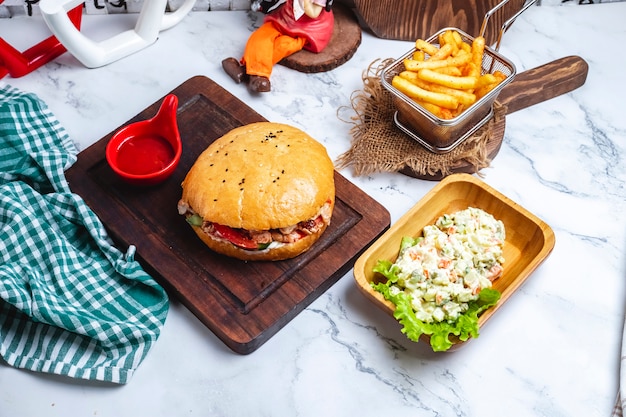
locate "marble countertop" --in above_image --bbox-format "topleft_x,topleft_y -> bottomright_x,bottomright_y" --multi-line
1,3 -> 625,416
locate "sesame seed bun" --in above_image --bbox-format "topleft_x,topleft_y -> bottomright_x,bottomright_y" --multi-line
179,122 -> 335,261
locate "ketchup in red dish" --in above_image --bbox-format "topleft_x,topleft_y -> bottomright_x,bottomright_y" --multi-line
115,135 -> 175,175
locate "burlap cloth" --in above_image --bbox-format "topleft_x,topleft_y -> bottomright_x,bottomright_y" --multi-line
336,59 -> 506,178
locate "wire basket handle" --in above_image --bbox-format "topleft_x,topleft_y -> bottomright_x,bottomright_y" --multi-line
479,0 -> 513,40
494,0 -> 539,51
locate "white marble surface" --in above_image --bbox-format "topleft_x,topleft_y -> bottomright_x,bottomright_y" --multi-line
1,3 -> 625,417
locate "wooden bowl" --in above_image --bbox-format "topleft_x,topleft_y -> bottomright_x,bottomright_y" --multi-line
353,173 -> 556,350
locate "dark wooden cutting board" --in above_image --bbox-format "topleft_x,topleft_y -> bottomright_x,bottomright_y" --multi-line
65,76 -> 390,354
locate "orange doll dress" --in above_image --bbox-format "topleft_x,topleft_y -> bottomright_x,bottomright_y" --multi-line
242,0 -> 334,78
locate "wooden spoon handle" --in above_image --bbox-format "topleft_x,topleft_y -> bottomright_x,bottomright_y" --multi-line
497,55 -> 589,115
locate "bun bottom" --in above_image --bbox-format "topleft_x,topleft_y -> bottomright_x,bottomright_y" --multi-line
191,223 -> 329,261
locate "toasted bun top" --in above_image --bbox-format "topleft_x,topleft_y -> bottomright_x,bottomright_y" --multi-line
181,122 -> 335,230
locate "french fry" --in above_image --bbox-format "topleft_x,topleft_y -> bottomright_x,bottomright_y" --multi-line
475,73 -> 498,88
451,104 -> 467,118
414,99 -> 454,119
474,71 -> 507,99
493,70 -> 507,81
412,50 -> 426,61
417,68 -> 479,90
452,30 -> 464,49
441,30 -> 459,56
403,52 -> 471,71
429,43 -> 454,61
461,62 -> 479,77
396,70 -> 422,84
432,66 -> 463,76
438,32 -> 446,48
474,83 -> 498,100
459,42 -> 472,55
398,30 -> 507,119
392,75 -> 459,110
470,36 -> 486,77
415,39 -> 439,56
399,71 -> 477,106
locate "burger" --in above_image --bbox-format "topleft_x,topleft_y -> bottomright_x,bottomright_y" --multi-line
177,122 -> 335,261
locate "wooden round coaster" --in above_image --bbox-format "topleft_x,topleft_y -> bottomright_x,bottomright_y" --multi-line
279,4 -> 362,73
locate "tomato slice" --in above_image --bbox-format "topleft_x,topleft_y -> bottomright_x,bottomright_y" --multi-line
212,223 -> 258,250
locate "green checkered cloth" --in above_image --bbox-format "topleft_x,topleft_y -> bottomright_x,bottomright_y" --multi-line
0,84 -> 169,384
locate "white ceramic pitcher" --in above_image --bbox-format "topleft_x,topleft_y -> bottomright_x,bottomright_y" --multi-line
40,0 -> 196,68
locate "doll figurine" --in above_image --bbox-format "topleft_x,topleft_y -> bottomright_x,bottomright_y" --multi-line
222,0 -> 334,93
250,0 -> 283,13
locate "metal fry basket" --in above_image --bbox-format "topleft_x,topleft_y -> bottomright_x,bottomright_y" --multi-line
381,0 -> 537,153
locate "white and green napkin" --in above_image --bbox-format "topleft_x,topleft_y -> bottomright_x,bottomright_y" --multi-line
0,84 -> 169,385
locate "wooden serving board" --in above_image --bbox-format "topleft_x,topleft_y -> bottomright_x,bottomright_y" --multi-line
65,76 -> 391,354
400,55 -> 589,180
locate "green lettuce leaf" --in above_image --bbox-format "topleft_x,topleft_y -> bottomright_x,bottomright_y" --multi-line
372,258 -> 501,352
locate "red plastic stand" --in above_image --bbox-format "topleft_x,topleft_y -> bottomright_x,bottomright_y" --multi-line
0,4 -> 83,79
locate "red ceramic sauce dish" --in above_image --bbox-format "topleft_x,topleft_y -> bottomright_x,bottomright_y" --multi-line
106,94 -> 182,186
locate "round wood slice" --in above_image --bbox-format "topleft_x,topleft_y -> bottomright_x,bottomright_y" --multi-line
279,4 -> 362,73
